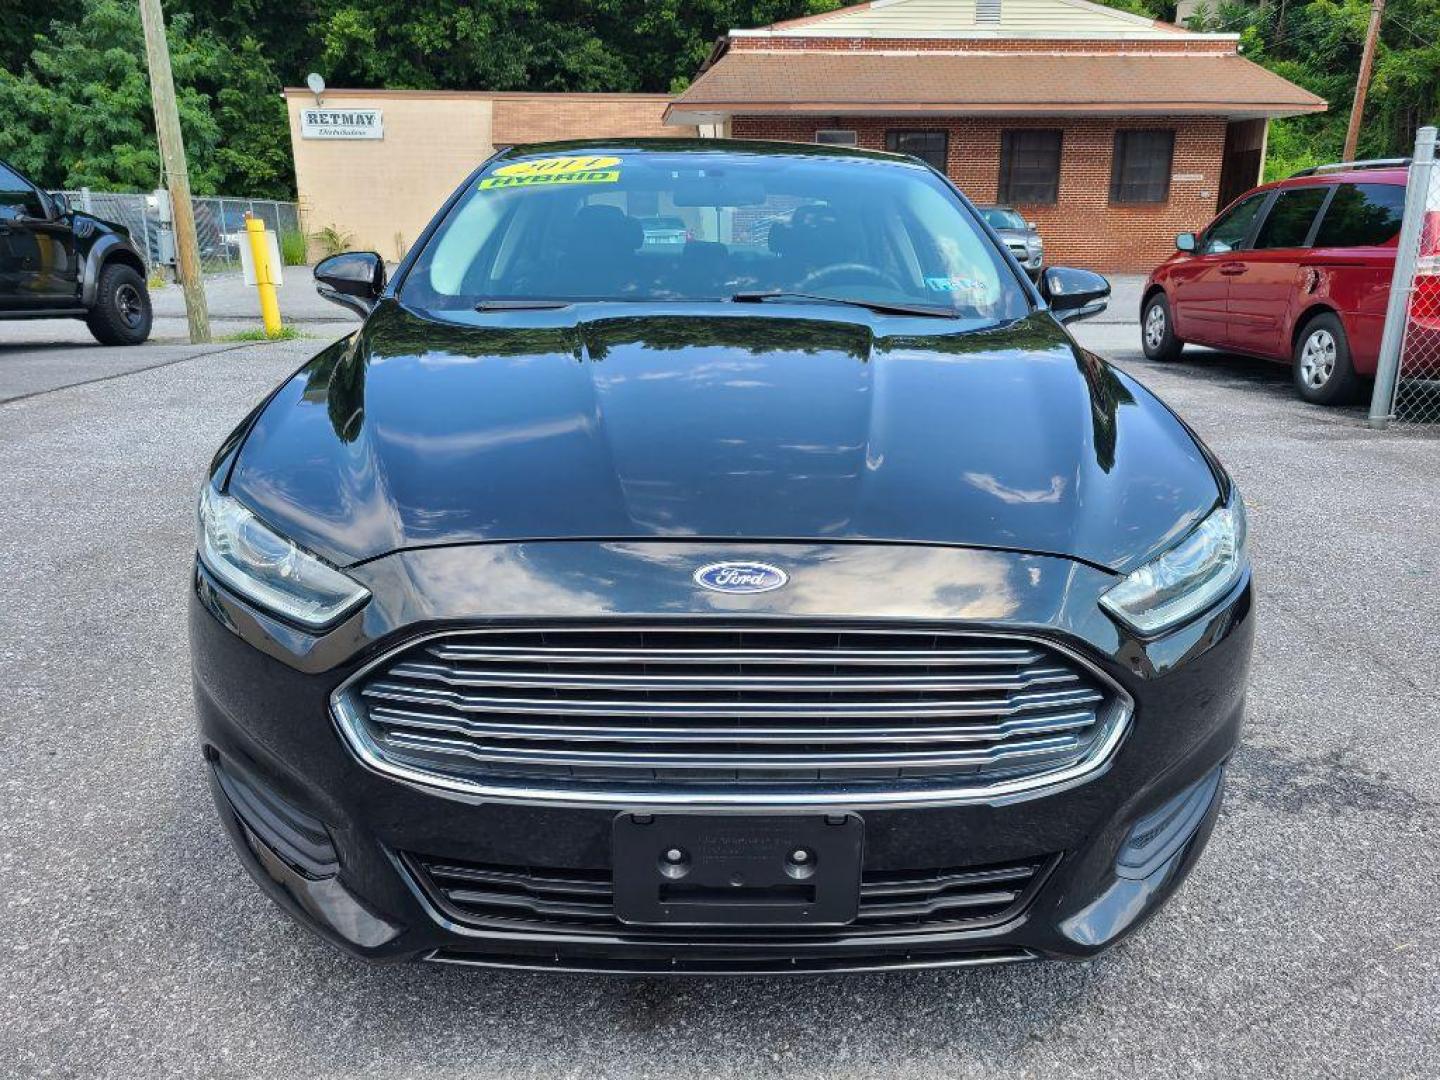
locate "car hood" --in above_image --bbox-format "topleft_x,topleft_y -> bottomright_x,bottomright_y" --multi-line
225,301 -> 1220,571
992,227 -> 1035,244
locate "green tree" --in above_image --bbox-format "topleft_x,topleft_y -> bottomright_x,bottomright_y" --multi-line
0,0 -> 294,198
0,0 -> 222,192
1174,0 -> 1440,178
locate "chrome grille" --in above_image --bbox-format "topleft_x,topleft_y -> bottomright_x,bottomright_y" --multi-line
405,852 -> 1055,936
335,624 -> 1128,803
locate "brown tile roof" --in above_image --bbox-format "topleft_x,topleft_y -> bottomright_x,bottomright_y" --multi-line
669,50 -> 1326,118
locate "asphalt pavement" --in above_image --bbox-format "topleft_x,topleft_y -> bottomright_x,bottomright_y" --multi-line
1,309 -> 1437,1079
0,267 -> 362,349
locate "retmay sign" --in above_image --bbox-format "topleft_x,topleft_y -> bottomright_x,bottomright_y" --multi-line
301,108 -> 383,140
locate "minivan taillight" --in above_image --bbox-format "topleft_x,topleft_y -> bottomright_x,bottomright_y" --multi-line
1412,210 -> 1440,328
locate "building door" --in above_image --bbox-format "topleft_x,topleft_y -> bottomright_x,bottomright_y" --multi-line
1218,120 -> 1267,209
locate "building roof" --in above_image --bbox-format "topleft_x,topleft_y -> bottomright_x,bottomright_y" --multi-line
667,50 -> 1327,122
739,0 -> 1223,41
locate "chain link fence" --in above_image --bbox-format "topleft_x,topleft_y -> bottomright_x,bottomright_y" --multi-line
57,190 -> 302,275
1369,126 -> 1440,430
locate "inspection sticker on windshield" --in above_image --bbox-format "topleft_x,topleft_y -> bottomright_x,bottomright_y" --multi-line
479,155 -> 621,190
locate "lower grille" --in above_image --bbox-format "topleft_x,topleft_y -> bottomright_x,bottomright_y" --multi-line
334,623 -> 1128,804
426,946 -> 1038,975
405,851 -> 1055,938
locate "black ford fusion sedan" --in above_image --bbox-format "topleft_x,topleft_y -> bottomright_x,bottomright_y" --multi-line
191,139 -> 1253,974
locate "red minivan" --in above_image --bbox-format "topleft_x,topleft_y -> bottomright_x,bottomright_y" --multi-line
1142,163 -> 1419,405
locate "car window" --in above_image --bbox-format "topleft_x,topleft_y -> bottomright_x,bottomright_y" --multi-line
0,163 -> 46,221
980,208 -> 1026,230
402,150 -> 1028,325
1252,186 -> 1330,250
1201,192 -> 1268,254
1312,183 -> 1406,248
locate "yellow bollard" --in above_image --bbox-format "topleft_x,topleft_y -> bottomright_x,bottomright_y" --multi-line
244,214 -> 282,336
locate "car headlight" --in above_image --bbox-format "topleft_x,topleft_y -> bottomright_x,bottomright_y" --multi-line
197,486 -> 369,629
1026,236 -> 1043,252
1100,497 -> 1247,636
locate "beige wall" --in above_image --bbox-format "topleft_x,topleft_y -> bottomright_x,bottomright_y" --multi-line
287,92 -> 496,263
286,90 -> 694,264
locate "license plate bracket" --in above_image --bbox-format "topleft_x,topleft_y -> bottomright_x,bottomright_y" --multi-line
612,813 -> 863,927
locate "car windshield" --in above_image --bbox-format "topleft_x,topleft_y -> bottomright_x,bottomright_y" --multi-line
400,148 -> 1027,324
980,207 -> 1027,230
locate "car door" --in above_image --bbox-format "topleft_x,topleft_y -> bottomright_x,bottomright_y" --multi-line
1227,183 -> 1331,359
1168,191 -> 1269,347
0,162 -> 77,309
1299,181 -> 1407,375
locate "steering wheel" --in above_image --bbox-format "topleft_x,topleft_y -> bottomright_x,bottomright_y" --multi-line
796,263 -> 903,294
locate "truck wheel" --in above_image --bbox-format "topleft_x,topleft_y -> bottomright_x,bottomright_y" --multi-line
1292,312 -> 1360,406
86,264 -> 152,346
1141,292 -> 1183,362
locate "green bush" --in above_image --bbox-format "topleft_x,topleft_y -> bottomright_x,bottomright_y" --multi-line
279,229 -> 308,266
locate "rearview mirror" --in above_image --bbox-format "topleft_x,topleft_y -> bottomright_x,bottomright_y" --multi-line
1175,232 -> 1197,253
1040,266 -> 1110,324
315,251 -> 386,317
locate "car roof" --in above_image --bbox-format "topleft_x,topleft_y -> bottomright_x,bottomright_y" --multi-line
1263,166 -> 1408,193
494,136 -> 919,167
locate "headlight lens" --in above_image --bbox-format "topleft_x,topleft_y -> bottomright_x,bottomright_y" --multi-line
197,486 -> 369,629
1100,497 -> 1247,635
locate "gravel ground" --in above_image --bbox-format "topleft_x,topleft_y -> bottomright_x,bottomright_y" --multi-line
0,317 -> 1437,1080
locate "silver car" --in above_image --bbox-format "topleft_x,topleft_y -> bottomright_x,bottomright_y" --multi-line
978,205 -> 1044,278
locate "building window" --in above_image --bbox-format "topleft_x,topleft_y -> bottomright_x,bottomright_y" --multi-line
885,130 -> 949,172
815,129 -> 858,147
998,130 -> 1062,205
1111,130 -> 1175,204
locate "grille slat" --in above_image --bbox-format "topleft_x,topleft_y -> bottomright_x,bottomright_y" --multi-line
378,726 -> 1085,770
343,624 -> 1121,796
359,681 -> 1104,720
388,658 -> 1079,694
364,703 -> 1101,744
408,852 -> 1056,936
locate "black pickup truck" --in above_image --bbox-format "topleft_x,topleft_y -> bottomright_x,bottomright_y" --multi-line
0,158 -> 152,345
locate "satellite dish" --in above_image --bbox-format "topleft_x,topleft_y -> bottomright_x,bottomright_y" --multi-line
306,72 -> 326,98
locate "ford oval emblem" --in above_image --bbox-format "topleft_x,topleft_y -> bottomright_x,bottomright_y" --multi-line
693,561 -> 788,595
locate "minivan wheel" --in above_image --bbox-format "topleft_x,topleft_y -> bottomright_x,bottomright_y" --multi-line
86,263 -> 153,346
1293,312 -> 1360,406
1141,293 -> 1183,362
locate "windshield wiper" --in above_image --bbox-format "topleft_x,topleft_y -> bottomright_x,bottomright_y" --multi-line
475,298 -> 574,311
730,291 -> 957,319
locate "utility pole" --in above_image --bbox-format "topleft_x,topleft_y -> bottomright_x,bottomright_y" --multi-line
1343,0 -> 1385,163
138,0 -> 211,343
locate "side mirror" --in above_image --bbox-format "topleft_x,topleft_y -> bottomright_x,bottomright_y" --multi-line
314,251 -> 386,317
49,192 -> 71,220
1040,266 -> 1110,324
1027,221 -> 1038,231
1175,232 -> 1197,253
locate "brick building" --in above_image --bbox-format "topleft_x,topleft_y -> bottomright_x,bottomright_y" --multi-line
664,0 -> 1326,271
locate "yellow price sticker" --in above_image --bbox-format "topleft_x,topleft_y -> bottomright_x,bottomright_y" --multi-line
493,156 -> 621,177
479,155 -> 623,190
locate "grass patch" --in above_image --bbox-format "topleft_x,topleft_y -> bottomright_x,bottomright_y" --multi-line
280,229 -> 308,266
222,325 -> 309,342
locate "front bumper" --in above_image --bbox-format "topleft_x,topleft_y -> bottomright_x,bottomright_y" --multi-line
191,540 -> 1253,973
